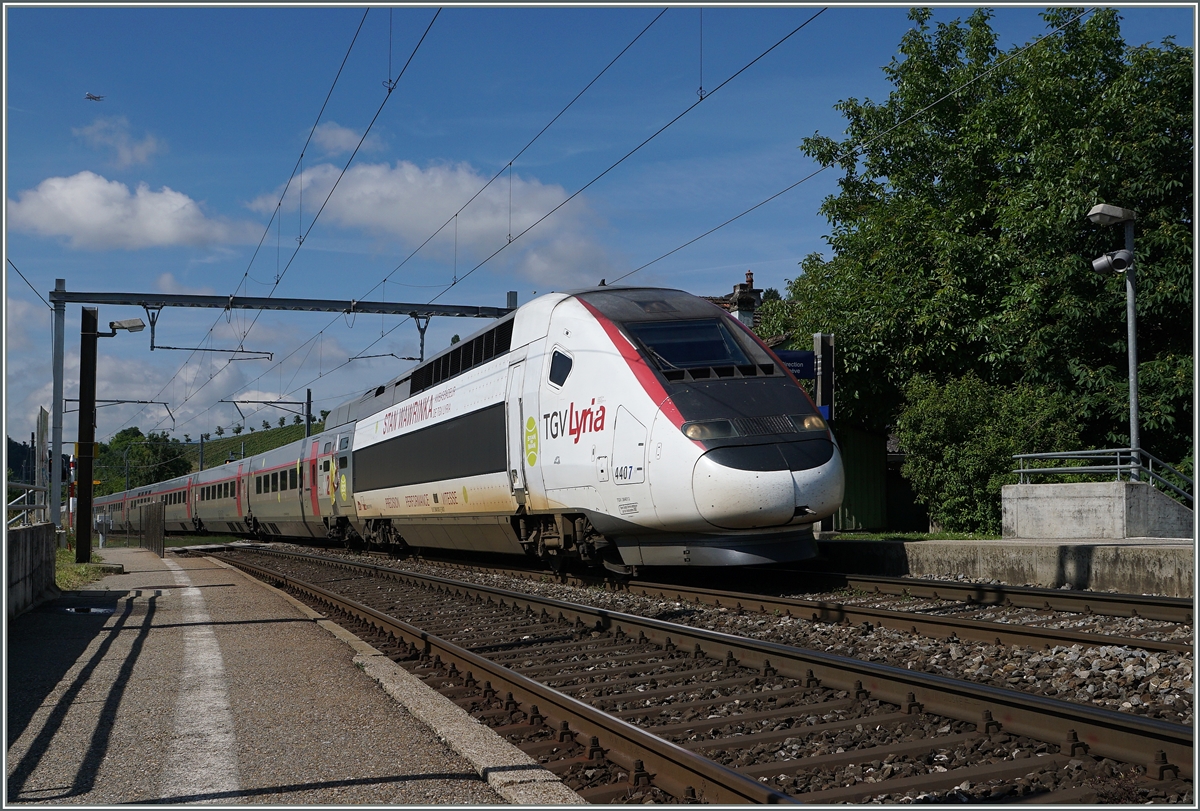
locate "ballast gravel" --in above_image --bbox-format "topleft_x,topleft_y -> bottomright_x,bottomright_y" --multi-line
275,547 -> 1191,728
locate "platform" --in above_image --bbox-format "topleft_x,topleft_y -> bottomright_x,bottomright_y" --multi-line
5,546 -> 582,805
815,536 -> 1194,597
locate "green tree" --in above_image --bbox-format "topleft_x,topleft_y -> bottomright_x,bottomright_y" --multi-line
292,415 -> 302,425
277,416 -> 286,428
214,425 -> 225,437
895,374 -> 1085,533
262,420 -> 271,431
232,424 -> 244,435
760,8 -> 1192,468
95,427 -> 190,495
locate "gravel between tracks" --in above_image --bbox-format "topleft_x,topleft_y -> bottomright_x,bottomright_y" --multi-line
273,547 -> 1192,727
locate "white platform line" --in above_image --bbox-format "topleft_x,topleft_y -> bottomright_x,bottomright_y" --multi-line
161,558 -> 240,803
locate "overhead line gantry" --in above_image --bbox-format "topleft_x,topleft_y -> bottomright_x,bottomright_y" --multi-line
47,279 -> 517,531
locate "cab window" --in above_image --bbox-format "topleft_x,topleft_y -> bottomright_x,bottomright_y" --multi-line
548,350 -> 573,387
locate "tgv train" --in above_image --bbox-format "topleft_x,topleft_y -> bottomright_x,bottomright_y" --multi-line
94,287 -> 844,571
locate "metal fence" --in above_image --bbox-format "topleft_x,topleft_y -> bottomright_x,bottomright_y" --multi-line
7,482 -> 48,528
140,502 -> 166,558
1013,448 -> 1193,505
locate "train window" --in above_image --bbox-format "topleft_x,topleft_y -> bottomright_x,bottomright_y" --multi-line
339,455 -> 348,469
280,474 -> 288,492
323,442 -> 332,454
339,437 -> 349,450
289,468 -> 298,489
323,460 -> 330,471
255,476 -> 262,495
271,472 -> 279,493
298,468 -> 304,488
548,350 -> 573,387
623,318 -> 751,370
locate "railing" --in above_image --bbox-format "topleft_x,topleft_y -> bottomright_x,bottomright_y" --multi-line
1013,448 -> 1193,505
6,483 -> 48,528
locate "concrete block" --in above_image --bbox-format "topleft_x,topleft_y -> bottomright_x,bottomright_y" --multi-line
816,537 -> 1192,596
7,523 -> 58,618
1003,482 -> 1194,540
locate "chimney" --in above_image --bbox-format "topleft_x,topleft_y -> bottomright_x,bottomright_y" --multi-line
729,270 -> 763,328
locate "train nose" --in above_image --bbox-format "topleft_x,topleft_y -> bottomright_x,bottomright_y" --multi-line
691,443 -> 844,530
692,455 -> 792,528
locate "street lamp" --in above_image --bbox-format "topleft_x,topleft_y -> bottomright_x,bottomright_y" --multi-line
1086,203 -> 1139,480
76,310 -> 146,564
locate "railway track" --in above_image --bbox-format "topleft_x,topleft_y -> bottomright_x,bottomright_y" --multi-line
213,547 -> 1192,804
416,559 -> 1192,656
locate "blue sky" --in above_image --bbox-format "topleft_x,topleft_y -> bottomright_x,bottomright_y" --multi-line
4,4 -> 1194,448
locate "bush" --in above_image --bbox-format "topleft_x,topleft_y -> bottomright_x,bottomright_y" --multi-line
895,374 -> 1085,534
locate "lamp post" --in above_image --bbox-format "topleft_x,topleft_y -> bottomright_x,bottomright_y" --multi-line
1086,203 -> 1139,480
75,310 -> 145,564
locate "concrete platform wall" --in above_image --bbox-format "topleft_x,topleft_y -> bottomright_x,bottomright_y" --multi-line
1002,482 -> 1193,540
816,539 -> 1193,597
7,522 -> 58,618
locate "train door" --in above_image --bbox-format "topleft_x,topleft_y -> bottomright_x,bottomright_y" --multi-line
331,433 -> 351,516
306,439 -> 320,520
235,462 -> 244,520
505,359 -> 528,505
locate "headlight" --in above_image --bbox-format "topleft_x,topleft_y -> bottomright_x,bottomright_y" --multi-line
791,413 -> 828,432
681,420 -> 736,440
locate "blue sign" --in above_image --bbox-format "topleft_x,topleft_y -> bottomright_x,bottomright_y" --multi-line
774,349 -> 815,379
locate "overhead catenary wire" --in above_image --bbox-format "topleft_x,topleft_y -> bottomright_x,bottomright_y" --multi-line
263,3 -> 1093,426
210,7 -> 831,422
7,258 -> 53,309
140,8 -> 442,437
609,6 -> 1098,285
160,9 -> 669,438
116,8 -> 372,437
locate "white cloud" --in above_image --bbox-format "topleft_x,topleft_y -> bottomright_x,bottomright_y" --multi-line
156,273 -> 216,295
312,121 -> 384,155
247,159 -> 618,284
5,297 -> 50,353
7,171 -> 262,250
73,116 -> 164,168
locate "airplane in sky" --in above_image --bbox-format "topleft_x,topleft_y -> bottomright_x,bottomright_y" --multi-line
84,92 -> 104,101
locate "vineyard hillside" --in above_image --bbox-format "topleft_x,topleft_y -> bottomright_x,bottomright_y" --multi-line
180,422 -> 326,471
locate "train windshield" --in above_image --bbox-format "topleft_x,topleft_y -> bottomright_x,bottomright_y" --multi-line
624,319 -> 751,369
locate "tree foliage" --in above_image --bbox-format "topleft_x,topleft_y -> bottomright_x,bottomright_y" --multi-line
94,427 -> 190,496
895,374 -> 1084,533
760,8 -> 1192,468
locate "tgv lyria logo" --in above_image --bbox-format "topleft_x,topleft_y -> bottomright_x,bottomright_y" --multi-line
524,416 -> 539,466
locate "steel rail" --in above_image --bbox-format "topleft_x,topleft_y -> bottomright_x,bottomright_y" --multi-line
227,548 -> 1193,781
402,559 -> 1192,654
837,575 -> 1194,623
223,554 -> 797,805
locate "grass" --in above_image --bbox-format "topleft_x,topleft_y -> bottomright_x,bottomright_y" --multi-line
55,547 -> 110,591
99,532 -> 240,549
828,531 -> 1002,541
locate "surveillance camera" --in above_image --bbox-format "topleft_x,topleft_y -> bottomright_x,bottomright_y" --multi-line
1091,249 -> 1134,274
